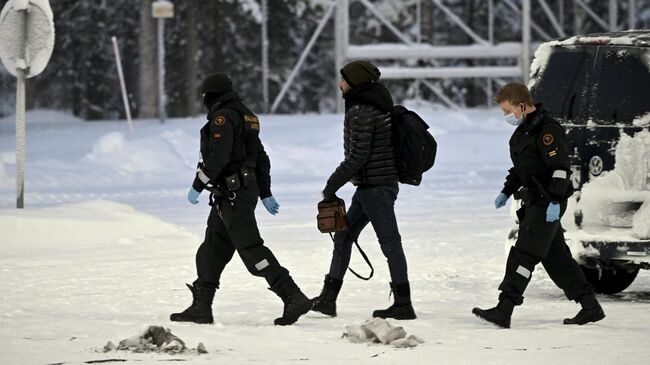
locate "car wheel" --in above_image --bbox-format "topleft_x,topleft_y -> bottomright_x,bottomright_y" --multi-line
580,266 -> 640,294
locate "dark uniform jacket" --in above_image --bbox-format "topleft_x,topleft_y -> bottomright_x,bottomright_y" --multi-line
323,82 -> 399,198
192,91 -> 273,199
501,104 -> 572,203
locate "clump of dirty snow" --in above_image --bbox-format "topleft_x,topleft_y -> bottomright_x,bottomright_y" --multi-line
101,326 -> 207,355
343,318 -> 424,348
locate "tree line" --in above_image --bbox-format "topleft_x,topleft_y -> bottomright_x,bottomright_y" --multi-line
0,0 -> 647,120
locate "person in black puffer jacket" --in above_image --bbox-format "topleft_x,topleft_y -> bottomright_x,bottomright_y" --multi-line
313,61 -> 416,321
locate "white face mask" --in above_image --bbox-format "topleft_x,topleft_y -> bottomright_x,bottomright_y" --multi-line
504,104 -> 525,126
504,112 -> 523,126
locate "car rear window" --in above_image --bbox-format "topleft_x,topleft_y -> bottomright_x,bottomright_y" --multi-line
531,47 -> 593,123
590,47 -> 650,124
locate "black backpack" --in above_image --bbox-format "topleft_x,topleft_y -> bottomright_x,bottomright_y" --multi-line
391,105 -> 437,186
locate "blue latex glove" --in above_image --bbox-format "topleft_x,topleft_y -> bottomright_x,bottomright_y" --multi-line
546,202 -> 560,222
262,196 -> 280,215
495,193 -> 509,209
187,187 -> 201,205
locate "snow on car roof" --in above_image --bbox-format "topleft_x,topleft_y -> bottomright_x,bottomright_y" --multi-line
554,30 -> 650,47
528,30 -> 650,89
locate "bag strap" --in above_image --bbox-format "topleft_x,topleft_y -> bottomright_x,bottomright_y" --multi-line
329,233 -> 374,281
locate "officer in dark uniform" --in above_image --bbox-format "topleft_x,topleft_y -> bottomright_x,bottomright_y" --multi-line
170,73 -> 311,326
473,83 -> 605,328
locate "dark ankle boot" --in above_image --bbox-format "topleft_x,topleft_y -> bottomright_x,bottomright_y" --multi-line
564,294 -> 605,325
372,282 -> 417,320
170,283 -> 215,324
270,276 -> 312,326
472,298 -> 514,329
311,275 -> 343,317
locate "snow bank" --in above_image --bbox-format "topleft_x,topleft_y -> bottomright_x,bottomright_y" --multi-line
0,200 -> 197,258
84,130 -> 193,174
0,109 -> 84,125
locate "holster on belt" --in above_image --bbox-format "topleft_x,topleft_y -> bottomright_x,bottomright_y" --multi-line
317,198 -> 348,233
513,187 -> 545,222
224,167 -> 256,192
513,187 -> 541,206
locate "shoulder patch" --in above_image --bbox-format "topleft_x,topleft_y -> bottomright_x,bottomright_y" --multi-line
244,115 -> 260,130
542,133 -> 554,146
214,115 -> 226,126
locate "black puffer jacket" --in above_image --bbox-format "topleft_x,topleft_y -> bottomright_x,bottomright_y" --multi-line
323,82 -> 399,197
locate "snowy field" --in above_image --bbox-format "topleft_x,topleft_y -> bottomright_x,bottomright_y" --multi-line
1,108 -> 649,365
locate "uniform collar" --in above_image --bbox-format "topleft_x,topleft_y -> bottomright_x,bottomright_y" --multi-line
522,103 -> 544,135
208,91 -> 240,117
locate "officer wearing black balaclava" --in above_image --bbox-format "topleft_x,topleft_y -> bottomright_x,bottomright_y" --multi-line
170,73 -> 311,326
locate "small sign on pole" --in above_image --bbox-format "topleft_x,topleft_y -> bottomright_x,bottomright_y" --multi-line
152,0 -> 174,18
0,0 -> 55,209
152,0 -> 173,124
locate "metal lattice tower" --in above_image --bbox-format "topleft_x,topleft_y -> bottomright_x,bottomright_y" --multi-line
265,0 -> 641,113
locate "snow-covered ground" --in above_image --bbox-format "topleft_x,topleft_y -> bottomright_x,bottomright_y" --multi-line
0,108 -> 648,365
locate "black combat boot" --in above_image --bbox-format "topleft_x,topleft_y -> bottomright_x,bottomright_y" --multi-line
564,294 -> 605,325
170,283 -> 215,324
472,298 -> 515,329
270,276 -> 312,326
311,275 -> 343,317
372,282 -> 417,320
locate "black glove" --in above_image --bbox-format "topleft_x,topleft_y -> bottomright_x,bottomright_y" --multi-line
320,189 -> 338,203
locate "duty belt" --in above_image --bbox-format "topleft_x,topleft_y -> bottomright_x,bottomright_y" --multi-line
207,183 -> 236,207
207,167 -> 253,207
513,187 -> 542,205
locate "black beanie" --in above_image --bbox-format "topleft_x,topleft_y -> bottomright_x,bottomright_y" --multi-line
340,61 -> 381,88
201,73 -> 233,95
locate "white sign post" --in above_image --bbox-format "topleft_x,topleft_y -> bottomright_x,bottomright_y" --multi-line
152,0 -> 173,124
0,0 -> 55,209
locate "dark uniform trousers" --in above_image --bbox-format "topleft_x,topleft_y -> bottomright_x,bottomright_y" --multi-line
328,183 -> 409,284
498,199 -> 593,305
194,185 -> 289,290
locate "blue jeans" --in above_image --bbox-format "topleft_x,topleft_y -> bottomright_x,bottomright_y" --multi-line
328,184 -> 409,284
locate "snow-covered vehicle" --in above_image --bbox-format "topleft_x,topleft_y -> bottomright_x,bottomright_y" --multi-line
508,30 -> 650,294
